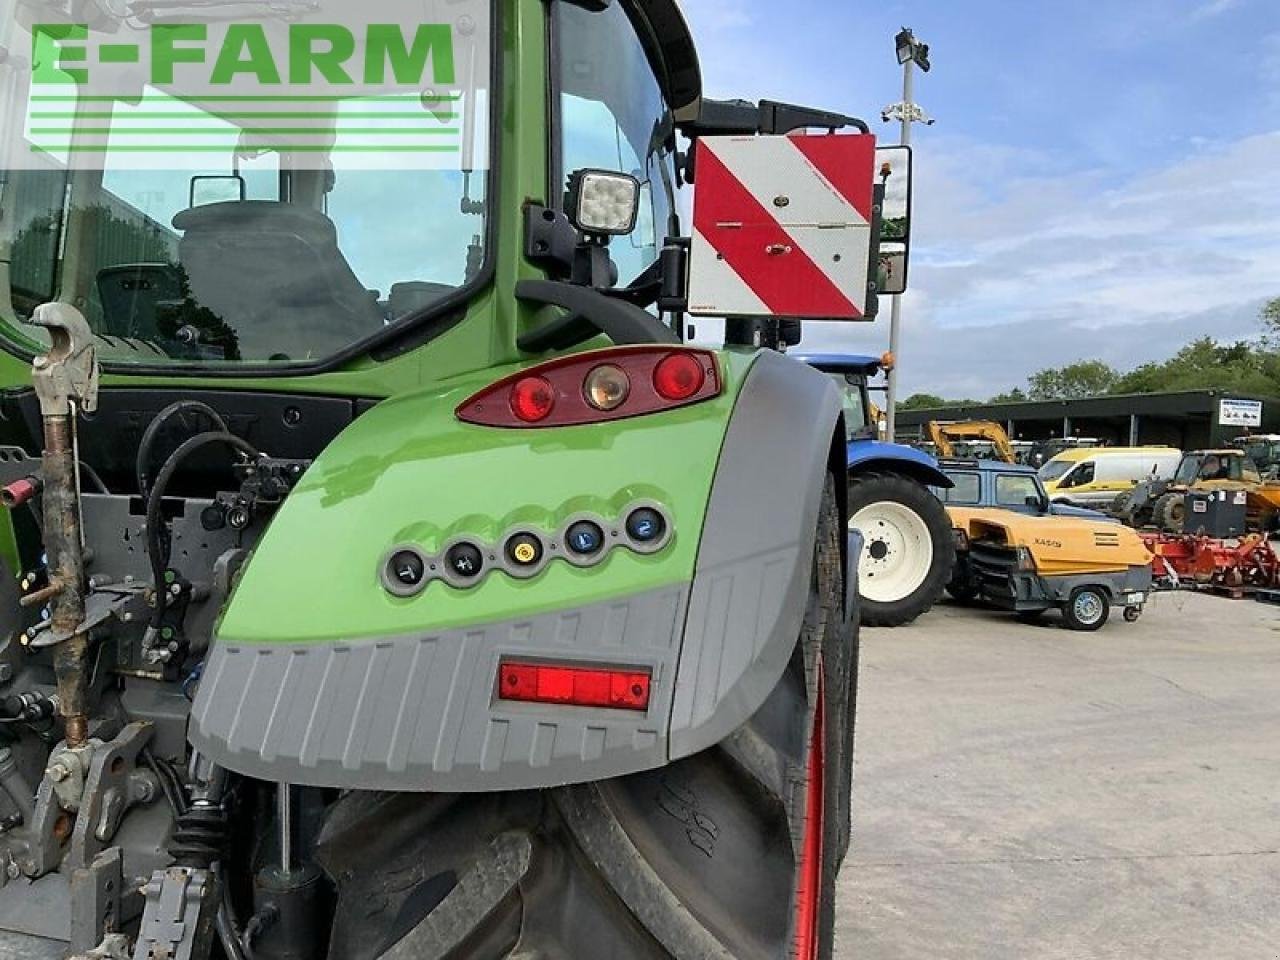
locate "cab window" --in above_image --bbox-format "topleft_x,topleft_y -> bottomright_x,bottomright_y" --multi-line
1039,458 -> 1074,483
995,474 -> 1040,507
554,2 -> 678,286
824,373 -> 868,437
941,472 -> 980,504
1061,462 -> 1096,489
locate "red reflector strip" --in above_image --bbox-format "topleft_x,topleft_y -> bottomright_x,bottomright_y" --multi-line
498,662 -> 651,712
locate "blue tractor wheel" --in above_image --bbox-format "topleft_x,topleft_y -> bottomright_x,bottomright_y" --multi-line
847,471 -> 954,627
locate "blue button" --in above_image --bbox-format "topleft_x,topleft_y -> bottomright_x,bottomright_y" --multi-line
626,508 -> 666,544
566,521 -> 605,556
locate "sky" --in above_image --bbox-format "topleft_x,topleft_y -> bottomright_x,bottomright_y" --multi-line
680,0 -> 1280,399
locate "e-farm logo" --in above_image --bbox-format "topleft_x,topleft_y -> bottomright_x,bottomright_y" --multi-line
20,17 -> 479,166
32,23 -> 456,88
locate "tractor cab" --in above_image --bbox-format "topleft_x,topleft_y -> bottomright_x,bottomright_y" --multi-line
2,5 -> 500,369
792,353 -> 885,440
1172,450 -> 1262,486
1234,435 -> 1280,477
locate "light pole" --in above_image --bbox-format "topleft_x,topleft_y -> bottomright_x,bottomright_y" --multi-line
881,28 -> 933,442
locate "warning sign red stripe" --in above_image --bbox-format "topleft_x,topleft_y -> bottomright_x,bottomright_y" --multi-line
693,145 -> 861,319
787,133 -> 876,221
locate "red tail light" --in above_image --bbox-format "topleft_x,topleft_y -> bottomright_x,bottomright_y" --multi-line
497,661 -> 652,712
653,353 -> 706,401
457,347 -> 720,428
510,376 -> 556,423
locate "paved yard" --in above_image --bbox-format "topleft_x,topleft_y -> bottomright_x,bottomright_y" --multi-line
836,591 -> 1280,960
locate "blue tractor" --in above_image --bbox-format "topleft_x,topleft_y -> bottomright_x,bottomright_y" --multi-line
797,354 -> 955,626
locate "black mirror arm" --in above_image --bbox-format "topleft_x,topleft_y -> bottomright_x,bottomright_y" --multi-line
599,258 -> 664,308
515,279 -> 679,353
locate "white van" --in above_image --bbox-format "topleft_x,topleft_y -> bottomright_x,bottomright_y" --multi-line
1039,447 -> 1182,506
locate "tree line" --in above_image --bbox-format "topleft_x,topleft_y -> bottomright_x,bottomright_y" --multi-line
900,296 -> 1280,410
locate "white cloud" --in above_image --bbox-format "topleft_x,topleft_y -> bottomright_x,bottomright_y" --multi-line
1191,0 -> 1241,19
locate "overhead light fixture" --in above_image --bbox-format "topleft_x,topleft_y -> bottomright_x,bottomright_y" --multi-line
894,27 -> 932,72
895,28 -> 915,64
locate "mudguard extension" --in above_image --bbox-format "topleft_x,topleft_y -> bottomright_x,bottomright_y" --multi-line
190,351 -> 843,791
668,350 -> 841,758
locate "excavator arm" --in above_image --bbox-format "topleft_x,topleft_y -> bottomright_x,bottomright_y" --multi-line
924,420 -> 1017,464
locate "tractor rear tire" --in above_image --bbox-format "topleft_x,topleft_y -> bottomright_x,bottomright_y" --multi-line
317,476 -> 855,960
848,471 -> 954,627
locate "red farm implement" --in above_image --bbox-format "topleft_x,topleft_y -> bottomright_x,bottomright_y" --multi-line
1141,532 -> 1280,595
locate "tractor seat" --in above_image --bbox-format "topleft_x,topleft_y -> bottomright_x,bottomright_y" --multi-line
173,201 -> 384,359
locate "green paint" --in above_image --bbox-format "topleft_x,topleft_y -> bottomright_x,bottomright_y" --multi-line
4,2 -> 769,651
0,515 -> 20,578
44,145 -> 459,153
30,24 -> 88,85
30,128 -> 460,136
30,94 -> 462,102
365,24 -> 455,85
98,44 -> 140,64
1,0 -> 550,400
151,24 -> 208,85
30,112 -> 454,119
289,25 -> 356,85
210,25 -> 282,85
218,350 -> 758,644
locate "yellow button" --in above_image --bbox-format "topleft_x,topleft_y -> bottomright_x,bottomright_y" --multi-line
512,542 -> 538,565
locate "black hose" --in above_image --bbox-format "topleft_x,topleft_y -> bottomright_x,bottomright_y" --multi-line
145,431 -> 259,627
136,401 -> 230,500
146,751 -> 251,960
216,865 -> 252,960
141,747 -> 188,816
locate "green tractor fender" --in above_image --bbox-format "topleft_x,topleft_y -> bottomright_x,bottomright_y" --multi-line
190,349 -> 847,791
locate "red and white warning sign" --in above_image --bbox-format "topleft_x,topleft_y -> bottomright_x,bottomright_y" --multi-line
689,132 -> 877,319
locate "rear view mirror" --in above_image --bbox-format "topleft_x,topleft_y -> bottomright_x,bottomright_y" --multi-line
874,146 -> 913,294
877,245 -> 908,296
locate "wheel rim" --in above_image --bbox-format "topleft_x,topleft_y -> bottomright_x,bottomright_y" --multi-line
1073,591 -> 1103,625
793,662 -> 825,960
850,501 -> 934,604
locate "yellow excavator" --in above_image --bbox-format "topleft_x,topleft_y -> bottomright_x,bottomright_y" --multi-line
925,420 -> 1018,464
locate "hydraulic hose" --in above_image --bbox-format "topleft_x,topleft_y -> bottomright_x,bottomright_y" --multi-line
144,431 -> 258,628
135,401 -> 230,500
151,752 -> 251,960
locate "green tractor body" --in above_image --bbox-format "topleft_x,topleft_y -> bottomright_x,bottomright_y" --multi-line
0,1 -> 911,956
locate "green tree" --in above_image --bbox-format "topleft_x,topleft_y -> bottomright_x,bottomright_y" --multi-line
989,387 -> 1027,403
1027,360 -> 1119,400
1262,296 -> 1280,341
1111,336 -> 1276,396
899,393 -> 948,410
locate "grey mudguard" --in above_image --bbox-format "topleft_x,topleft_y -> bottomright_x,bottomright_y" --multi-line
189,351 -> 843,791
189,585 -> 688,792
668,349 -> 843,759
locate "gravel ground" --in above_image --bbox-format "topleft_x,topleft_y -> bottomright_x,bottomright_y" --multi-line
836,590 -> 1280,960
